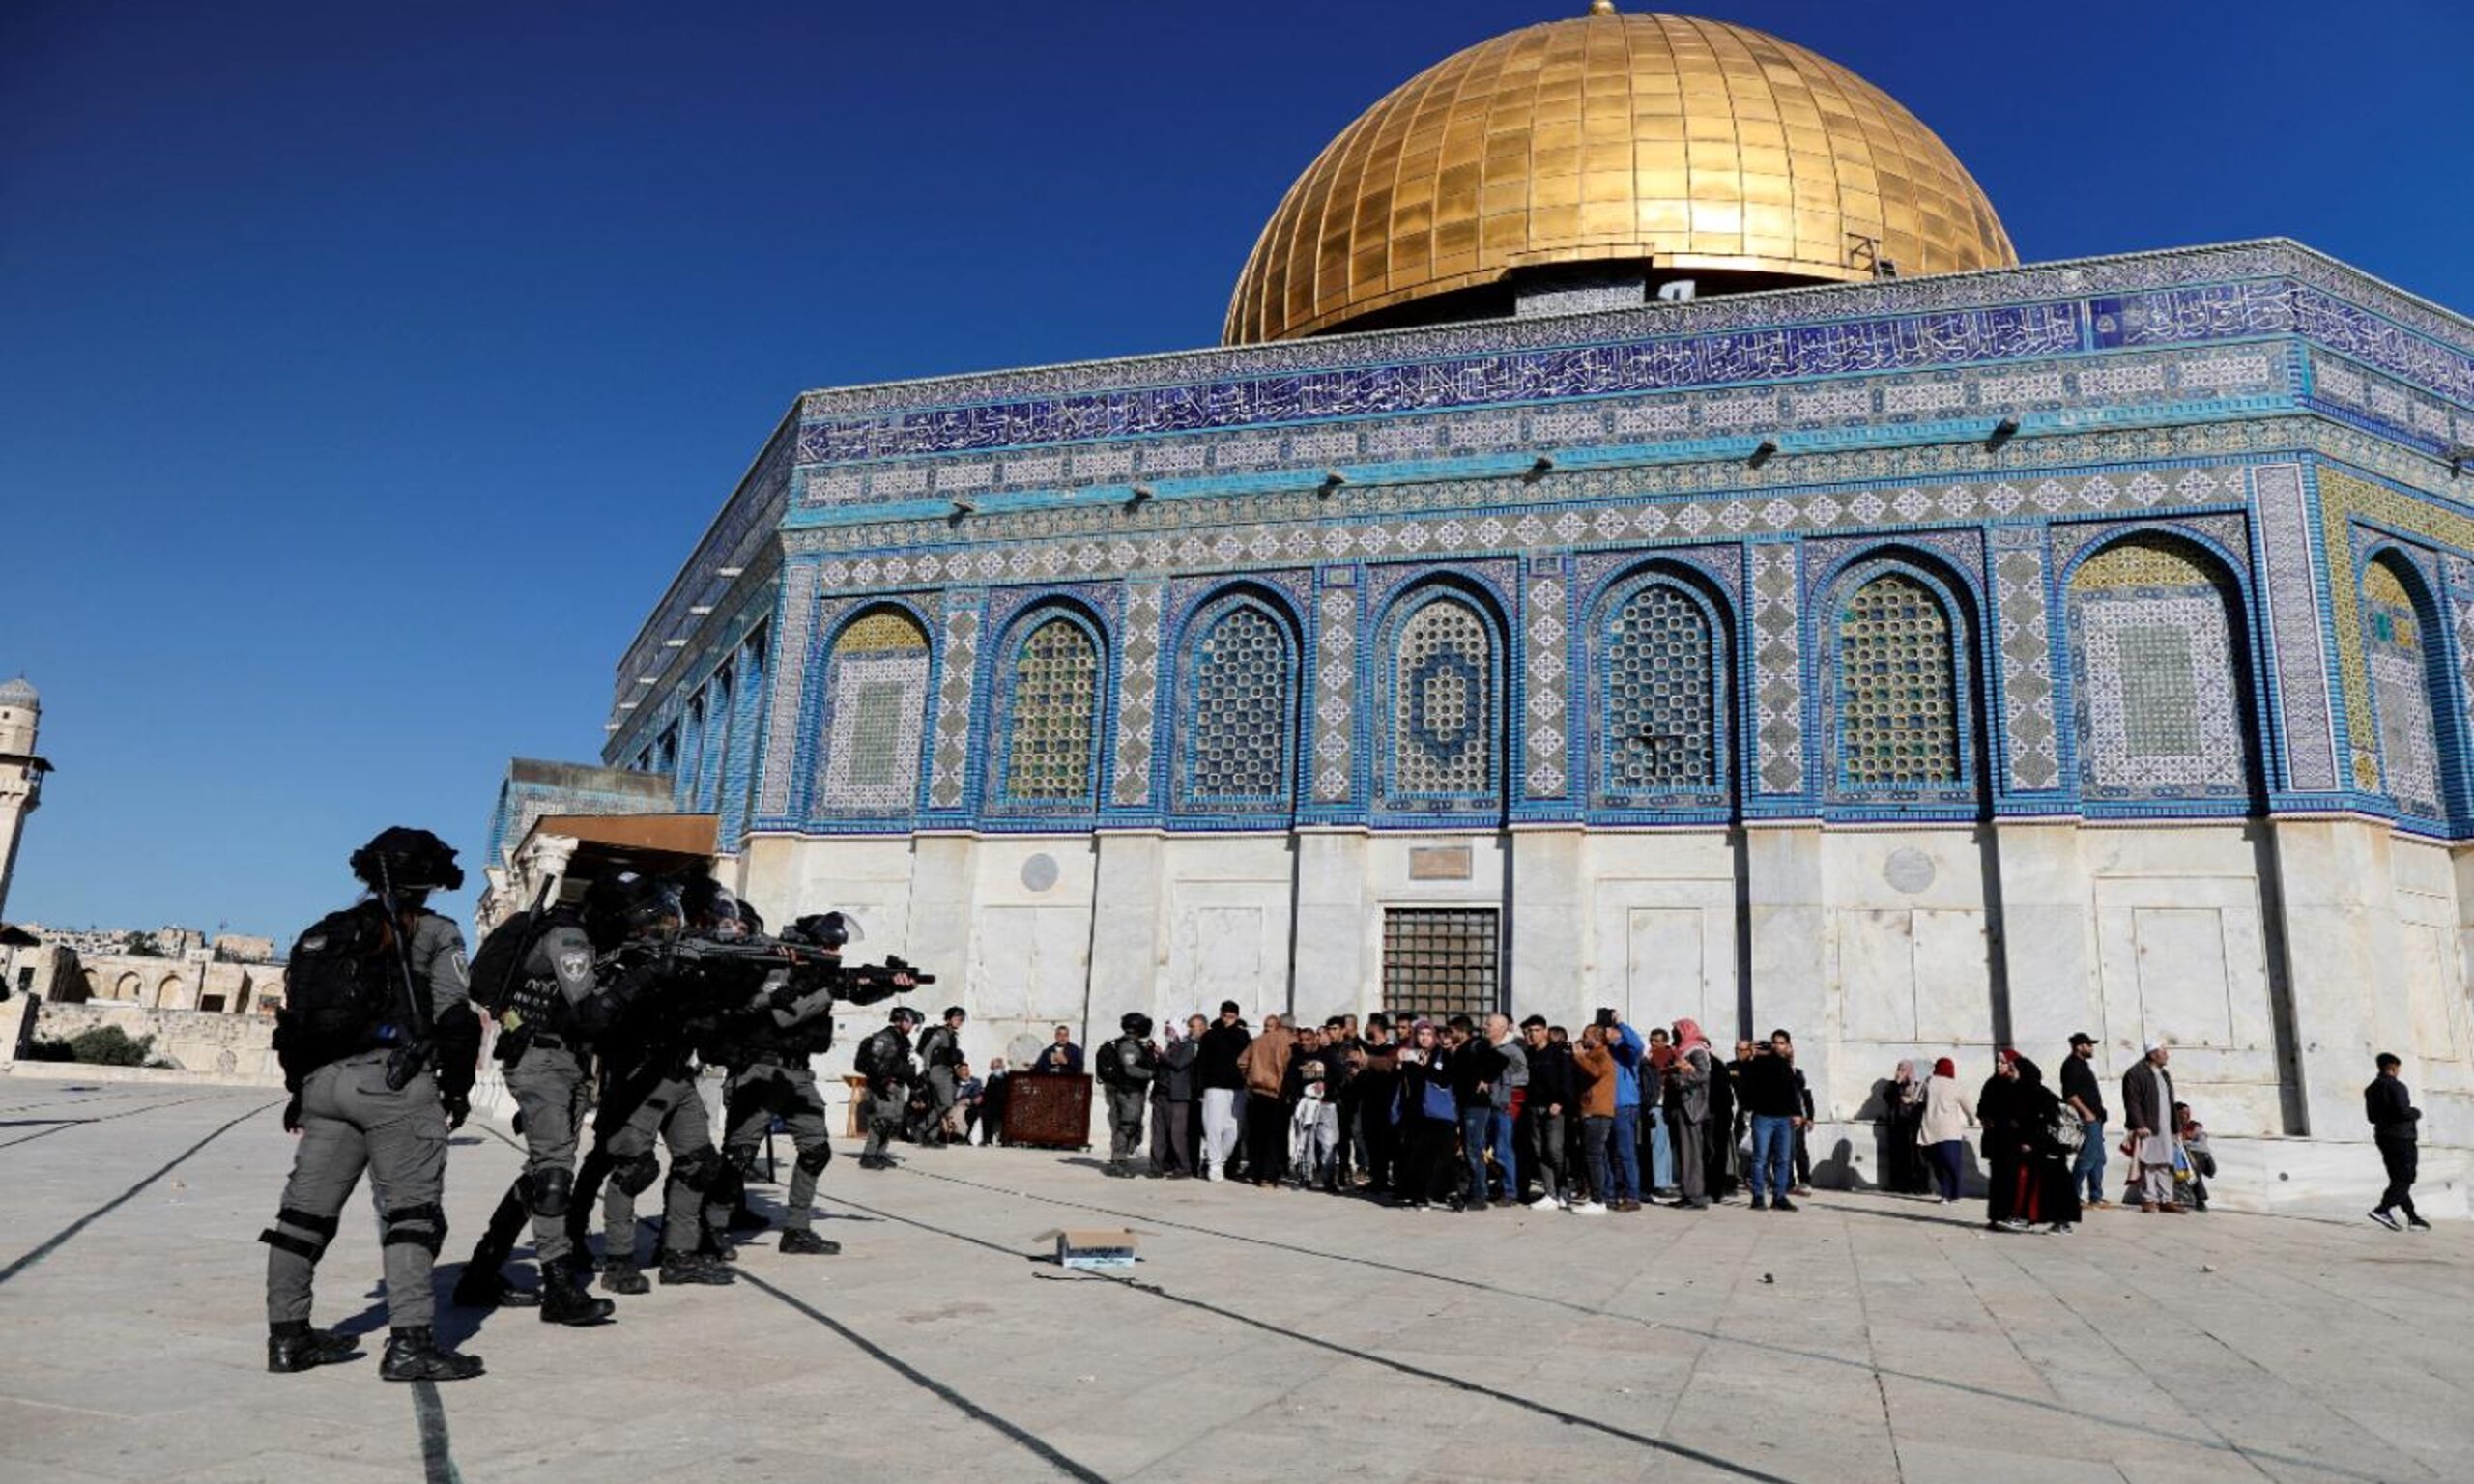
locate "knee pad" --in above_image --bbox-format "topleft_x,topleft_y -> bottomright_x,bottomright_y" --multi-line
671,1146 -> 724,1193
527,1165 -> 575,1218
257,1205 -> 340,1263
724,1143 -> 761,1174
795,1143 -> 832,1176
381,1201 -> 447,1254
612,1151 -> 661,1197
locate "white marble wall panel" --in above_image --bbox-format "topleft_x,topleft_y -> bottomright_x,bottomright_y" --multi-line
2092,870 -> 2281,1135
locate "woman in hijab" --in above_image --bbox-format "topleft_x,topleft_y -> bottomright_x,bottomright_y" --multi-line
1979,1051 -> 2023,1227
2000,1056 -> 2082,1232
1884,1060 -> 1926,1194
1916,1057 -> 1973,1203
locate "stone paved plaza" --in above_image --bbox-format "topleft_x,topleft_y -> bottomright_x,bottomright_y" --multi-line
2,1073 -> 2469,1484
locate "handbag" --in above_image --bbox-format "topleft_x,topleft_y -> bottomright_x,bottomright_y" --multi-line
2052,1112 -> 2086,1156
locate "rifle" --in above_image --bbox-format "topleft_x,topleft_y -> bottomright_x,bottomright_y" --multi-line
839,956 -> 935,1005
371,854 -> 438,1093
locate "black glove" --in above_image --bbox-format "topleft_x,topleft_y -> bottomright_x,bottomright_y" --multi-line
442,1093 -> 470,1131
282,1093 -> 303,1133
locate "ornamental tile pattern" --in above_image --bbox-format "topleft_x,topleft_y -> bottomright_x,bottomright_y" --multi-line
1750,543 -> 1804,794
2254,464 -> 2341,792
754,562 -> 822,818
1314,580 -> 1359,803
1388,597 -> 1497,809
2066,541 -> 2249,801
817,610 -> 931,814
2363,559 -> 2443,818
1834,573 -> 1962,789
929,594 -> 982,810
999,616 -> 1103,805
1523,563 -> 1570,799
1991,528 -> 2058,791
1178,598 -> 1294,809
1597,578 -> 1723,804
1111,582 -> 1165,807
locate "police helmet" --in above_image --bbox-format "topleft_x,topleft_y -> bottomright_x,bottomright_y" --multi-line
681,878 -> 747,937
583,870 -> 684,949
1120,1012 -> 1154,1037
789,911 -> 857,950
888,1006 -> 920,1027
350,827 -> 464,894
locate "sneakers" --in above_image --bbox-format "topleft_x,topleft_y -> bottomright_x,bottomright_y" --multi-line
658,1253 -> 735,1286
541,1267 -> 617,1327
1993,1217 -> 2030,1233
266,1325 -> 359,1374
1771,1196 -> 1798,1213
600,1261 -> 649,1296
2406,1213 -> 2432,1232
1570,1200 -> 1607,1215
379,1327 -> 483,1383
1524,1195 -> 1557,1211
2369,1209 -> 2403,1231
2085,1198 -> 2114,1210
1749,1195 -> 1769,1212
778,1228 -> 842,1255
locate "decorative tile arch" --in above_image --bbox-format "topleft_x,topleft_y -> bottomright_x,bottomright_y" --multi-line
2360,549 -> 2451,822
1378,583 -> 1507,815
815,605 -> 934,817
1588,563 -> 1733,812
2063,533 -> 2255,804
989,603 -> 1108,813
1819,554 -> 1980,804
1172,586 -> 1302,815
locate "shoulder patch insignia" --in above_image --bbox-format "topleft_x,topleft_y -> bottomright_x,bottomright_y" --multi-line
558,949 -> 592,982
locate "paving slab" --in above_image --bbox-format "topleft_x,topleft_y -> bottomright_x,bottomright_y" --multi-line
0,1078 -> 2468,1483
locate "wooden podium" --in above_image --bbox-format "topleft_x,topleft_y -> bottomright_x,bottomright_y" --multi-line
999,1072 -> 1092,1150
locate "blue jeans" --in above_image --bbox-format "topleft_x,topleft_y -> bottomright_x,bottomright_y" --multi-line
1458,1106 -> 1495,1203
1608,1106 -> 1642,1202
1647,1103 -> 1676,1191
2072,1119 -> 2107,1203
1750,1114 -> 1796,1199
1487,1107 -> 1519,1199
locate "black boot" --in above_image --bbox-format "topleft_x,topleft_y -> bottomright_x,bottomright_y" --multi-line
727,1200 -> 771,1234
778,1228 -> 840,1255
379,1327 -> 483,1383
540,1265 -> 617,1327
450,1266 -> 539,1310
658,1252 -> 735,1286
600,1260 -> 649,1296
267,1322 -> 359,1374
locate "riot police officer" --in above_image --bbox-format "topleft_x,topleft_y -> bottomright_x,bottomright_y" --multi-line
716,912 -> 868,1253
1097,1013 -> 1160,1178
582,873 -> 735,1293
911,1005 -> 966,1144
449,899 -> 618,1326
261,827 -> 485,1381
856,1007 -> 920,1169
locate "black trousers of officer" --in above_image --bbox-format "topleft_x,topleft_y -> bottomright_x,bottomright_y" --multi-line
263,1051 -> 449,1330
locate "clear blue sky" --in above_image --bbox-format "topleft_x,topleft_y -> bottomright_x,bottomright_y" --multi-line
4,0 -> 2468,941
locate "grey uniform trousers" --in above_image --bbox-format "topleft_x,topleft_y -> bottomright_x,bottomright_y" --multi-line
862,1082 -> 908,1158
724,1060 -> 834,1234
1106,1087 -> 1147,1164
503,1042 -> 589,1264
263,1051 -> 449,1330
599,1071 -> 715,1264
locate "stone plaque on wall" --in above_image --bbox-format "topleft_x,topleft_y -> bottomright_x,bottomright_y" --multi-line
1409,845 -> 1473,880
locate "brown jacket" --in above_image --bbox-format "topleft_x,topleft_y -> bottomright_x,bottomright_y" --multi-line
1239,1024 -> 1295,1098
1573,1041 -> 1618,1119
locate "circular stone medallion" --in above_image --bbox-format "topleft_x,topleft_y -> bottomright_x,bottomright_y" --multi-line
1884,847 -> 1937,895
1020,853 -> 1060,893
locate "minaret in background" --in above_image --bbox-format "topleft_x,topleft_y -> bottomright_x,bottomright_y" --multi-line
0,678 -> 51,920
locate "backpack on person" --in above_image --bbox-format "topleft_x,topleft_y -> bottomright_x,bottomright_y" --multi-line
466,910 -> 542,1019
274,901 -> 403,1075
855,1027 -> 905,1085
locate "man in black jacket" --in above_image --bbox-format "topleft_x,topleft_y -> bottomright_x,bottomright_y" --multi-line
1196,1001 -> 1251,1182
2367,1053 -> 2431,1231
1739,1031 -> 1807,1212
1150,1017 -> 1201,1176
1447,1015 -> 1508,1210
1519,1015 -> 1576,1209
1353,1014 -> 1400,1196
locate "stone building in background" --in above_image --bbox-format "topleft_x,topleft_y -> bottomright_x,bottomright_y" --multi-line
0,677 -> 49,921
496,9 -> 2474,1211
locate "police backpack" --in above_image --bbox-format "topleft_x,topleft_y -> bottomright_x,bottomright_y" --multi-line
467,910 -> 541,1018
275,901 -> 403,1073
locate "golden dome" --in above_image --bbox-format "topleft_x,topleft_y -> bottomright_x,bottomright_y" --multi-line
1224,8 -> 2015,343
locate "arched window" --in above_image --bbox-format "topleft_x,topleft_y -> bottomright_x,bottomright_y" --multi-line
1597,575 -> 1725,804
2065,536 -> 2250,802
1835,571 -> 1961,788
999,613 -> 1104,807
1178,597 -> 1295,811
2363,556 -> 2444,819
697,667 -> 733,813
818,609 -> 932,815
1386,594 -> 1499,810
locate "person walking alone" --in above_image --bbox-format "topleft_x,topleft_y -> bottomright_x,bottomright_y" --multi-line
2367,1053 -> 2431,1231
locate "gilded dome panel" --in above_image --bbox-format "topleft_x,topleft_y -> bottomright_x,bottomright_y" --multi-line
1226,9 -> 2015,343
